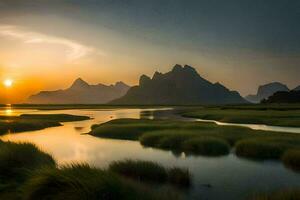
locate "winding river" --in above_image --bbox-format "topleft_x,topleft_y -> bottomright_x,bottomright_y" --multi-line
0,107 -> 299,200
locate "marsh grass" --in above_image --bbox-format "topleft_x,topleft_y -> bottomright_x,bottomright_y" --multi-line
167,167 -> 191,187
109,160 -> 168,183
22,163 -> 182,200
281,149 -> 300,172
235,137 -> 300,160
22,164 -> 141,200
89,118 -> 300,168
0,114 -> 90,135
109,160 -> 191,187
251,189 -> 300,200
0,142 -> 55,182
182,137 -> 230,156
181,107 -> 300,127
0,140 -> 184,199
0,141 -> 55,199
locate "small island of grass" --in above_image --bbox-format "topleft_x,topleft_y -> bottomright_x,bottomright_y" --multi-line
89,118 -> 300,170
0,114 -> 91,135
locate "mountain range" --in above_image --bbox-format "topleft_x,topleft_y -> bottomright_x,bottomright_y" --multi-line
245,82 -> 290,103
110,64 -> 246,105
27,78 -> 130,104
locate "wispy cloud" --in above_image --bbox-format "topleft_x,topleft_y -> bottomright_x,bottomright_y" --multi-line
0,25 -> 100,61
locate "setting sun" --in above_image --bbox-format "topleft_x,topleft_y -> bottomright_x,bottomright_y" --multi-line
3,79 -> 13,87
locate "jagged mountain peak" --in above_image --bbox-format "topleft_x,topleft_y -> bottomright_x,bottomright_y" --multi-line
70,78 -> 90,89
111,64 -> 246,105
172,64 -> 183,72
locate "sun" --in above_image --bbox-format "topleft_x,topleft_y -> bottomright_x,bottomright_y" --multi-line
3,79 -> 13,87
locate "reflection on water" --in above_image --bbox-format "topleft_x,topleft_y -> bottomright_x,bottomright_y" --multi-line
0,108 -> 299,200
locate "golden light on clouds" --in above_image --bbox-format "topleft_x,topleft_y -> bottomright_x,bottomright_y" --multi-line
0,25 -> 102,62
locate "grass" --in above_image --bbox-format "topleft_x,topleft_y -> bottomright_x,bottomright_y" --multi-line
109,160 -> 168,183
23,163 -> 172,200
282,149 -> 300,172
235,137 -> 300,160
0,141 -> 55,181
109,160 -> 191,187
181,107 -> 300,127
0,114 -> 90,135
251,189 -> 300,200
89,118 -> 300,169
0,141 -> 55,198
182,137 -> 230,156
22,163 -> 183,200
0,140 -> 185,199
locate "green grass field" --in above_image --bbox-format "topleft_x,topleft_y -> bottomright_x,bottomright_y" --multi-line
89,118 -> 300,170
181,106 -> 300,127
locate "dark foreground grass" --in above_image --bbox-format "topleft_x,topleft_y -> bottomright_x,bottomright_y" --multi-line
251,189 -> 300,200
0,141 -> 55,198
0,114 -> 90,135
23,164 -> 180,200
89,118 -> 300,169
282,150 -> 300,172
181,107 -> 300,127
0,140 -> 184,199
109,160 -> 191,187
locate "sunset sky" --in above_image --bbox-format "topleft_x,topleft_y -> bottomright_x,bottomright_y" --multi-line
0,0 -> 299,103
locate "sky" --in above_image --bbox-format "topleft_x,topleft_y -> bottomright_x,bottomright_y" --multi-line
0,0 -> 299,103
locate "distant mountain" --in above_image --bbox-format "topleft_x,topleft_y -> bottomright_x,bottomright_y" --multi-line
110,64 -> 246,105
262,90 -> 300,103
27,78 -> 130,104
293,85 -> 300,91
245,82 -> 289,103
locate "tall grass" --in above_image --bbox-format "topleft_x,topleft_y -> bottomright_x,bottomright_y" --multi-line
281,149 -> 300,172
22,163 -> 181,200
109,160 -> 191,187
235,137 -> 300,160
182,137 -> 230,156
0,141 -> 55,199
0,140 -> 186,199
0,142 -> 55,182
251,189 -> 300,200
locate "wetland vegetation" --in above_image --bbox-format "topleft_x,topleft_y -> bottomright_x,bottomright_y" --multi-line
0,140 -> 186,200
89,118 -> 300,170
181,105 -> 300,127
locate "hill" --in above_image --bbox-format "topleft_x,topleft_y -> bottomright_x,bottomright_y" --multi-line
245,82 -> 289,103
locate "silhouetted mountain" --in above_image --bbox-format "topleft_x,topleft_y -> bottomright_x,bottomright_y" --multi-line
27,78 -> 130,104
245,82 -> 289,103
110,64 -> 246,105
293,85 -> 300,91
262,90 -> 300,103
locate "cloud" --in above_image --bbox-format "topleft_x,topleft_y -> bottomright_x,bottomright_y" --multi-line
0,25 -> 101,61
